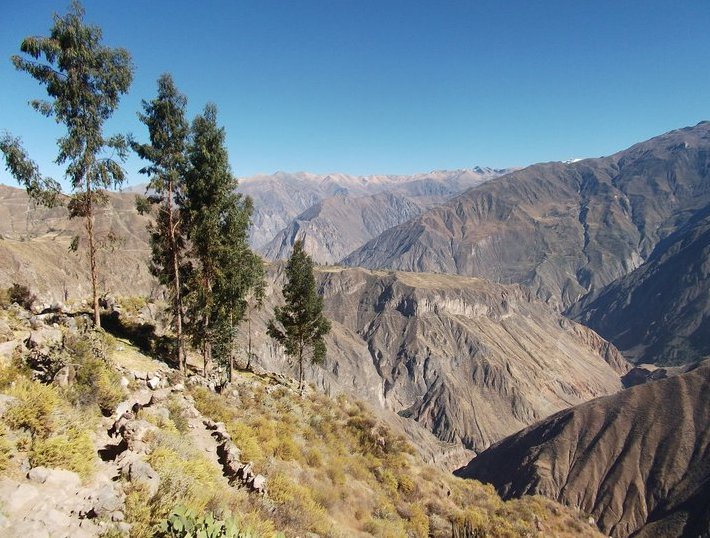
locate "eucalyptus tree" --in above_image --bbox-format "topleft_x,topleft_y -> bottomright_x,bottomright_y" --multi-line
183,104 -> 265,375
267,240 -> 331,393
133,74 -> 190,372
0,1 -> 133,327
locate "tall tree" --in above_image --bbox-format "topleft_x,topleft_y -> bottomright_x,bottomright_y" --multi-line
267,240 -> 331,393
183,104 -> 265,375
133,74 -> 190,372
0,1 -> 133,328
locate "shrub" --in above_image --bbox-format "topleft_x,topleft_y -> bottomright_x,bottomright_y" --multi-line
4,378 -> 62,437
8,283 -> 35,310
63,332 -> 124,414
30,429 -> 95,479
166,398 -> 190,434
147,442 -> 223,517
158,506 -> 243,538
124,484 -> 154,538
0,422 -> 12,471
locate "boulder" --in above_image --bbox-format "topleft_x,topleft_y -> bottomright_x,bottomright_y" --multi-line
52,364 -> 77,388
147,377 -> 161,390
122,460 -> 160,497
27,467 -> 81,491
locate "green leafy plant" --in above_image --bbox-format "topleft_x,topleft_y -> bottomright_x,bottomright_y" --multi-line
158,506 -> 259,538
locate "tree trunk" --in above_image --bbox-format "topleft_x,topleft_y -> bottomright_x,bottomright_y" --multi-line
86,180 -> 101,329
298,343 -> 304,395
167,183 -> 185,373
247,315 -> 252,371
203,309 -> 212,375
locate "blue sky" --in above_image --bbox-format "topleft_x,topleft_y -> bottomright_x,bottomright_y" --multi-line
1,0 -> 710,187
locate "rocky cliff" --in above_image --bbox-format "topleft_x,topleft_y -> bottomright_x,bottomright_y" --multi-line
240,266 -> 626,455
570,211 -> 710,365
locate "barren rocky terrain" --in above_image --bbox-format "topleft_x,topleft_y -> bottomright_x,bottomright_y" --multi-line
455,360 -> 710,537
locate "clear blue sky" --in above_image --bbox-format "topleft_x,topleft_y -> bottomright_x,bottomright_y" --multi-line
1,0 -> 709,187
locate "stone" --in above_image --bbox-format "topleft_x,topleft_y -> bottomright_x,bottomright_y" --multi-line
147,377 -> 161,390
52,364 -> 77,388
84,484 -> 123,517
27,467 -> 82,490
121,419 -> 158,453
0,394 -> 19,417
119,376 -> 130,389
251,474 -> 267,494
132,370 -> 148,381
123,460 -> 160,497
172,383 -> 185,392
149,388 -> 171,404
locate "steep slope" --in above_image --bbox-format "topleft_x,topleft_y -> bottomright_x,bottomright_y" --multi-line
240,266 -> 626,455
455,360 -> 710,538
239,168 -> 507,248
344,122 -> 710,311
260,191 -> 423,263
0,185 -> 153,302
570,212 -> 710,366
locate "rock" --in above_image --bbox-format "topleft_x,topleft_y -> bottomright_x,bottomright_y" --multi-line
147,377 -> 161,390
149,388 -> 171,404
82,483 -> 123,518
251,474 -> 267,494
52,364 -> 76,388
0,394 -> 19,417
122,460 -> 160,497
27,467 -> 81,491
119,376 -> 130,389
120,419 -> 158,453
172,383 -> 185,392
114,390 -> 153,417
132,370 -> 148,381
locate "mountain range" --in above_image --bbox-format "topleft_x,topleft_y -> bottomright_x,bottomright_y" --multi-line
342,123 -> 710,314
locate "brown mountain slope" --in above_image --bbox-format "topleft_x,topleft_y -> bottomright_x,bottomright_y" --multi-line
569,211 -> 710,366
240,266 -> 626,455
0,185 -> 154,301
343,122 -> 710,311
454,360 -> 710,538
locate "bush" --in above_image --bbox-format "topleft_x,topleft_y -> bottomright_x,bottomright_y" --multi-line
64,332 -> 124,414
30,429 -> 95,479
147,441 -> 223,518
0,423 -> 12,471
8,283 -> 35,310
4,378 -> 62,437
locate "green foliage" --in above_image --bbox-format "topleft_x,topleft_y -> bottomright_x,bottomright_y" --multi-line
29,429 -> 95,479
147,437 -> 223,518
182,104 -> 265,373
7,283 -> 36,310
133,73 -> 190,372
267,240 -> 331,391
1,0 -> 134,327
158,506 -> 258,538
0,422 -> 12,471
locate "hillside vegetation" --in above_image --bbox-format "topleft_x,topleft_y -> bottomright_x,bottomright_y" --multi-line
0,294 -> 602,537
